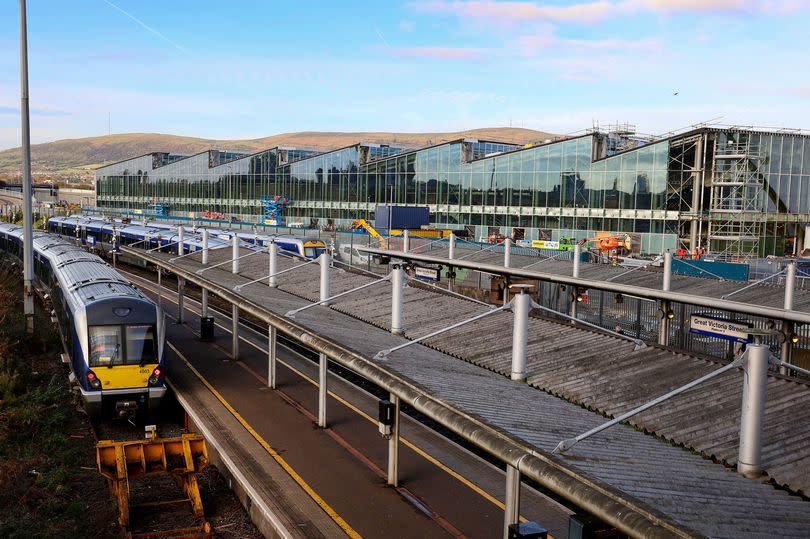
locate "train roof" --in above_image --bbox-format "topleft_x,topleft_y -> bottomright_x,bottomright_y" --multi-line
0,223 -> 149,309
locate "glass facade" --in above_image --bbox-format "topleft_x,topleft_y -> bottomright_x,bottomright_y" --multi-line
95,128 -> 810,255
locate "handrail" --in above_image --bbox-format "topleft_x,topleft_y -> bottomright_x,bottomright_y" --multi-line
553,354 -> 745,453
672,258 -> 726,281
530,300 -> 646,350
374,303 -> 511,360
404,273 -> 493,308
356,247 -> 810,325
233,256 -> 320,291
285,275 -> 391,318
721,269 -> 786,300
196,246 -> 266,274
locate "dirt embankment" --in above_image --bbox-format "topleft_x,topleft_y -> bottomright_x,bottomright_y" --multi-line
0,259 -> 117,537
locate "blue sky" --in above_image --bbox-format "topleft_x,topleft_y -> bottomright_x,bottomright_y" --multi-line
1,0 -> 809,150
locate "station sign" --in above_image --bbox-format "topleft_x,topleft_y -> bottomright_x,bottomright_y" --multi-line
689,314 -> 753,343
414,265 -> 440,282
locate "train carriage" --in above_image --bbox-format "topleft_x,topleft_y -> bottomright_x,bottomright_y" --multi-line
0,223 -> 166,418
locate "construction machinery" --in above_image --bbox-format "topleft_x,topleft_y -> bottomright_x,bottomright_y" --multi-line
351,219 -> 389,248
96,434 -> 209,533
262,195 -> 291,226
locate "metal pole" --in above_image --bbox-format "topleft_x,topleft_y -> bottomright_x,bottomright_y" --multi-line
177,277 -> 185,324
782,262 -> 796,375
268,241 -> 278,288
738,344 -> 769,478
663,251 -> 672,292
318,352 -> 327,427
232,234 -> 240,274
659,251 -> 672,346
19,0 -> 34,333
503,238 -> 512,268
232,305 -> 239,360
201,229 -> 209,318
403,229 -> 410,253
448,233 -> 456,259
570,244 -> 581,319
319,252 -> 331,305
511,290 -> 530,382
503,465 -> 521,539
391,265 -> 405,335
177,225 -> 184,256
268,325 -> 277,389
201,229 -> 209,264
157,267 -> 162,308
387,393 -> 400,487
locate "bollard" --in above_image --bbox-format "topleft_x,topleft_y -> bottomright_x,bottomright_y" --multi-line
738,344 -> 769,478
177,225 -> 184,256
318,353 -> 327,427
319,252 -> 331,306
231,234 -> 239,274
403,229 -> 410,253
503,238 -> 512,268
268,241 -> 278,288
391,265 -> 405,335
231,305 -> 239,360
511,288 -> 530,382
268,325 -> 277,389
387,393 -> 400,487
503,465 -> 521,539
448,233 -> 456,259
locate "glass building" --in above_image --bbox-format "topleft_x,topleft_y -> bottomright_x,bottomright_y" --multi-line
95,127 -> 810,258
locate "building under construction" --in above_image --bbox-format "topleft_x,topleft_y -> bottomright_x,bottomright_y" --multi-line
94,124 -> 810,259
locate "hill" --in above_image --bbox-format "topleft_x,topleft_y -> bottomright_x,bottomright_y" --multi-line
0,127 -> 557,179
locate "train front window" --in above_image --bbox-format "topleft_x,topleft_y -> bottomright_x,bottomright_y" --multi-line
89,326 -> 123,367
305,247 -> 325,258
126,325 -> 156,365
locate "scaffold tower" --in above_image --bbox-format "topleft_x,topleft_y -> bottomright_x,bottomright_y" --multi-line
707,137 -> 765,259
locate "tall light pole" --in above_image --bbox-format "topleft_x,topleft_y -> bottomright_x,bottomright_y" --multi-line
20,0 -> 34,333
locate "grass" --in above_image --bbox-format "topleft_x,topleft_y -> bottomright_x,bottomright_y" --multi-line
0,258 -> 116,538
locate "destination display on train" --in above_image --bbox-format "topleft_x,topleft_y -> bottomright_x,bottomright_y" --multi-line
689,314 -> 753,343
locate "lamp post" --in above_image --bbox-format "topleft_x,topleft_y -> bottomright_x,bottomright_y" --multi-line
19,0 -> 34,333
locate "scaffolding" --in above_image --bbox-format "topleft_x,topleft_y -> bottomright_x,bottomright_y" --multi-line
707,138 -> 765,259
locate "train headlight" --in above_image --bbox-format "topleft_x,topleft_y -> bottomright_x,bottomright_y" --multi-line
148,367 -> 163,386
86,370 -> 102,390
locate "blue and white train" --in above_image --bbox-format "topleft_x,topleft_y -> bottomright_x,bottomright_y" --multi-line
0,223 -> 166,418
47,215 -> 327,260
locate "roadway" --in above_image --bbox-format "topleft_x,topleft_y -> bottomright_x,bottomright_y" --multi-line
119,266 -> 573,538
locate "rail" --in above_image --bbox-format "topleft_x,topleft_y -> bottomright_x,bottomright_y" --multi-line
120,245 -> 697,539
357,247 -> 810,326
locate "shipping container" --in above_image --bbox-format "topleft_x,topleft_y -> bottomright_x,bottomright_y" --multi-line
375,205 -> 430,230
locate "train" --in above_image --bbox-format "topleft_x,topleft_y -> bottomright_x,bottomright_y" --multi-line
0,222 -> 166,419
47,214 -> 327,260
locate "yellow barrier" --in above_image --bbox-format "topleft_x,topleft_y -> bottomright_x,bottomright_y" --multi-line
96,434 -> 208,528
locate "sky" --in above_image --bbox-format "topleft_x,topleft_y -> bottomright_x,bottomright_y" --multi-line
1,0 -> 810,150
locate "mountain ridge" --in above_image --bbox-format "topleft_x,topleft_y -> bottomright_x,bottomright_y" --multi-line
0,127 -> 557,178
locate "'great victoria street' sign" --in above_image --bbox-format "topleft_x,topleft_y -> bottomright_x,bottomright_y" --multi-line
689,314 -> 753,343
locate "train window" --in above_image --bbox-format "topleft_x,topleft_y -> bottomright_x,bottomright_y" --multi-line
89,326 -> 123,367
304,246 -> 325,258
125,325 -> 156,365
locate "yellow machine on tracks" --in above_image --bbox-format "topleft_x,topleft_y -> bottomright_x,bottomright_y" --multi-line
96,434 -> 210,537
